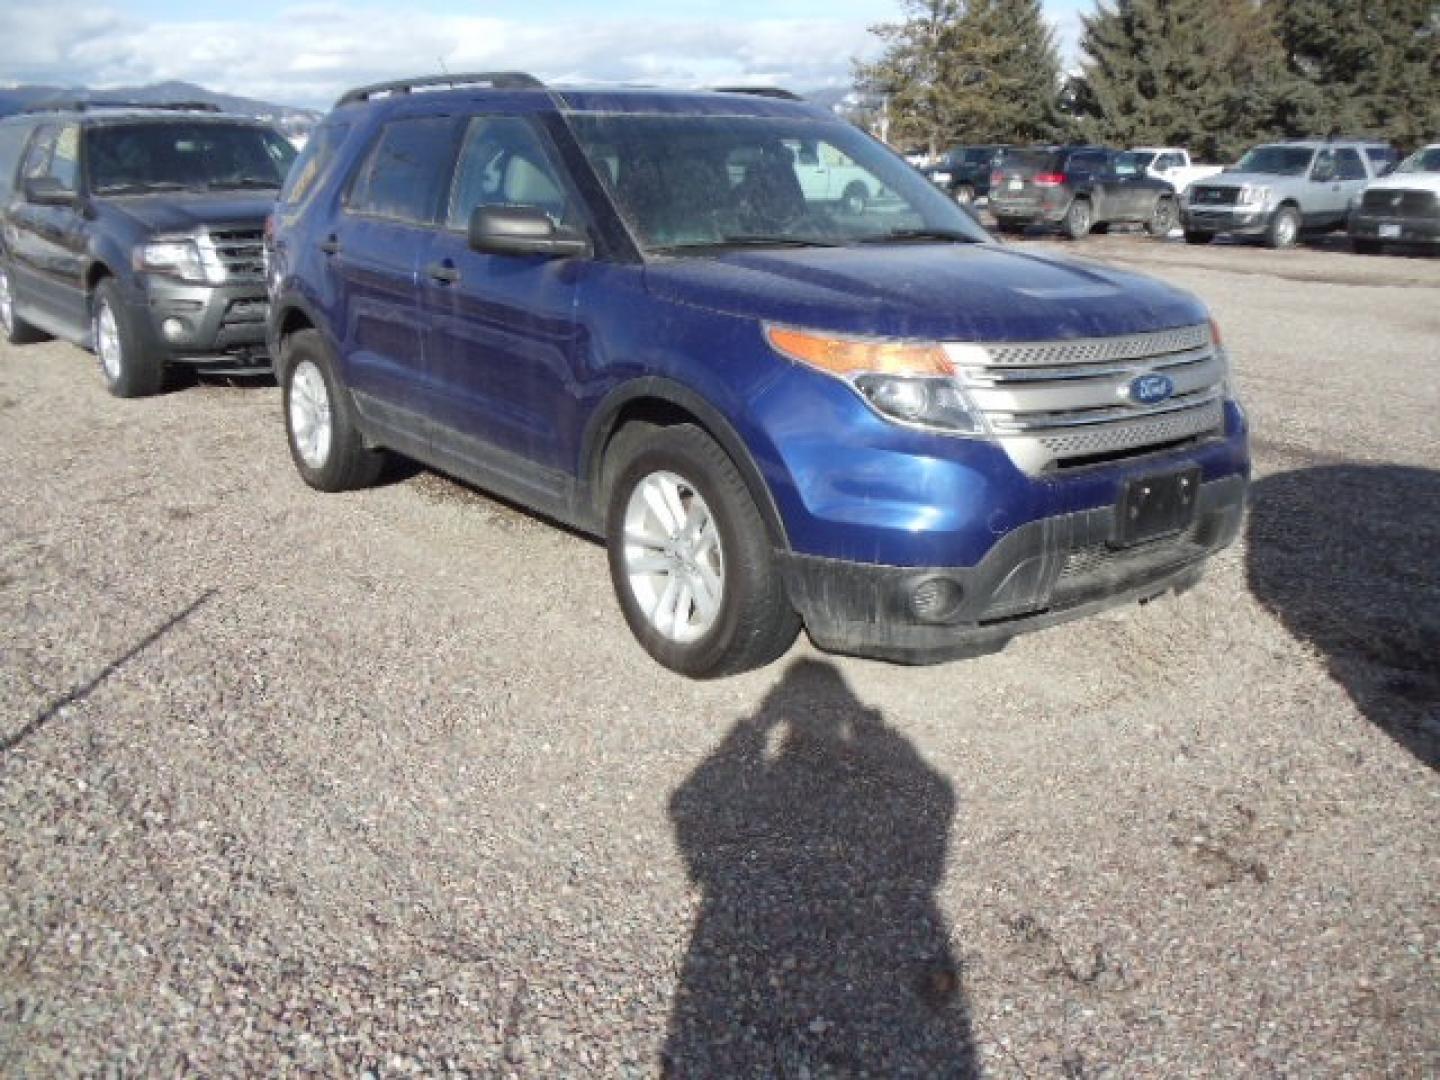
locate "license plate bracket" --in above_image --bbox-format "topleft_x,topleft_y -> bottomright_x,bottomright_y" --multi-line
1114,467 -> 1201,547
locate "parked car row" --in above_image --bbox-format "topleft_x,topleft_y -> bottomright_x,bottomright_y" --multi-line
921,137 -> 1438,254
1,74 -> 1251,678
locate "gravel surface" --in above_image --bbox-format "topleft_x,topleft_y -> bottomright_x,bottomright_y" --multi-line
2,236 -> 1437,1077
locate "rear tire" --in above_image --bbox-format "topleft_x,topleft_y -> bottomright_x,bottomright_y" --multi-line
0,261 -> 46,345
1184,230 -> 1215,245
1351,238 -> 1383,255
1061,198 -> 1093,240
1264,205 -> 1300,249
605,423 -> 800,678
994,218 -> 1027,236
93,279 -> 164,398
282,329 -> 386,492
953,184 -> 975,206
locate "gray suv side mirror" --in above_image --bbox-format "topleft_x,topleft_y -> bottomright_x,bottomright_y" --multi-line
24,177 -> 77,206
468,205 -> 590,259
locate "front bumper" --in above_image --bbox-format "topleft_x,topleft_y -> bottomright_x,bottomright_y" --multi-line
130,278 -> 271,372
1181,204 -> 1270,235
1347,212 -> 1440,244
780,473 -> 1246,664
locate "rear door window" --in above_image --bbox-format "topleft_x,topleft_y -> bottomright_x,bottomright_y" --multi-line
347,117 -> 458,225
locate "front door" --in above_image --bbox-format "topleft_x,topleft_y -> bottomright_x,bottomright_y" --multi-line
7,122 -> 88,335
419,114 -> 587,498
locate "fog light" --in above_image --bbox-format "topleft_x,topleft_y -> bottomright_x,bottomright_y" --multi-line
161,317 -> 187,341
909,576 -> 964,623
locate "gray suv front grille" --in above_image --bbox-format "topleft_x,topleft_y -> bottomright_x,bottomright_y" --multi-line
204,228 -> 266,284
947,324 -> 1227,472
1188,185 -> 1238,206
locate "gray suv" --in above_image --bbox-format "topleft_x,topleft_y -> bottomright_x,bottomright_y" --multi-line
1182,139 -> 1396,248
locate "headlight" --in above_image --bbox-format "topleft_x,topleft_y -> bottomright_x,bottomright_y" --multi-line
1237,185 -> 1270,207
931,171 -> 952,185
133,237 -> 227,285
765,325 -> 986,435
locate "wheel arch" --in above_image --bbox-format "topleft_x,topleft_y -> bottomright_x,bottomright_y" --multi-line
582,377 -> 790,549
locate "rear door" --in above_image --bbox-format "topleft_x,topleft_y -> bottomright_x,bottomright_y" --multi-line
1305,148 -> 1350,227
1329,148 -> 1370,224
330,114 -> 459,430
7,121 -> 88,334
418,113 -> 587,492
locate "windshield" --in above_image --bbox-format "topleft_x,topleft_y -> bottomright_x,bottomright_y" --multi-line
87,122 -> 297,194
1234,145 -> 1314,176
566,114 -> 991,253
1396,147 -> 1440,174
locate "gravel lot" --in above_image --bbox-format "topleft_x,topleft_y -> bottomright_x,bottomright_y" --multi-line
2,236 -> 1437,1077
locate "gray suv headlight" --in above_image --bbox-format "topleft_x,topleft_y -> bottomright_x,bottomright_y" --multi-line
133,237 -> 227,286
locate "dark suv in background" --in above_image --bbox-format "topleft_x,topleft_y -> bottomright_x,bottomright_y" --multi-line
924,144 -> 1010,205
0,101 -> 296,396
989,145 -> 1178,239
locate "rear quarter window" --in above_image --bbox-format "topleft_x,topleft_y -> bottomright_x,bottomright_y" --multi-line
279,122 -> 350,207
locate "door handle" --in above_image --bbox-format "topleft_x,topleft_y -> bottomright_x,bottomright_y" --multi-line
426,261 -> 460,285
319,236 -> 341,255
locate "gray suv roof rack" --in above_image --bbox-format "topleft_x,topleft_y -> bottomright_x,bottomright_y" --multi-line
337,72 -> 545,106
22,99 -> 223,115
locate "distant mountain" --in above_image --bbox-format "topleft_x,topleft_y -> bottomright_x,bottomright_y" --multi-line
0,80 -> 321,136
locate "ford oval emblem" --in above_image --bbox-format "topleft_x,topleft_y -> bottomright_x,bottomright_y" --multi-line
1128,373 -> 1175,406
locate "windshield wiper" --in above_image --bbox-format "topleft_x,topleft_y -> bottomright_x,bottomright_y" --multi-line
207,177 -> 281,190
857,228 -> 981,244
93,181 -> 190,195
651,235 -> 846,253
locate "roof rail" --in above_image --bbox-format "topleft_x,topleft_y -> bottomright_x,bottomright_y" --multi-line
337,72 -> 545,107
710,86 -> 803,102
21,99 -> 223,115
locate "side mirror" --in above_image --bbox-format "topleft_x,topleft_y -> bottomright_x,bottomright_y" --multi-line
468,205 -> 590,259
24,177 -> 76,206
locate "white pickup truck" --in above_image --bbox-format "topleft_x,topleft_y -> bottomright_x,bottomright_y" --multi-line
1130,147 -> 1224,193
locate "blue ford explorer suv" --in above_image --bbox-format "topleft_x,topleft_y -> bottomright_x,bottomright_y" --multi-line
267,73 -> 1250,677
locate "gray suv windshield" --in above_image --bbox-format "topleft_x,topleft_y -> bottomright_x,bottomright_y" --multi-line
1233,145 -> 1314,176
566,114 -> 989,252
87,122 -> 297,194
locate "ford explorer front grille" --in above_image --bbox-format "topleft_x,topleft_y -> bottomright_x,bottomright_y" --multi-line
947,323 -> 1227,473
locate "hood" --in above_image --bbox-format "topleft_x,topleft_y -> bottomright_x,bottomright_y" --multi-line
101,191 -> 275,235
1364,172 -> 1440,195
1190,172 -> 1277,190
643,243 -> 1208,342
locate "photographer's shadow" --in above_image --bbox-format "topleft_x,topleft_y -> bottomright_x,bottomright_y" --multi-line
1247,465 -> 1440,768
664,659 -> 976,1078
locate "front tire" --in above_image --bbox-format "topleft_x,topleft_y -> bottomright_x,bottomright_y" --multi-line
93,278 -> 164,398
282,329 -> 386,492
1062,198 -> 1093,240
1145,197 -> 1177,237
605,424 -> 799,678
1264,205 -> 1300,249
0,262 -> 46,345
1184,229 -> 1215,245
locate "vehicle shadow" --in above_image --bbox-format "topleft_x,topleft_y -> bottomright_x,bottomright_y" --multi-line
1247,465 -> 1440,769
663,659 -> 977,1077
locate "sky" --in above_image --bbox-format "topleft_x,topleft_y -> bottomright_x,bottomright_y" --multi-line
0,0 -> 1093,110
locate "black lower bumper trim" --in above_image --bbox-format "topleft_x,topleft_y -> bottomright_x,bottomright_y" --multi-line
779,473 -> 1247,664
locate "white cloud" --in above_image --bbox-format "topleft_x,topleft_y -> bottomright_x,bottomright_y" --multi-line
0,3 -> 881,108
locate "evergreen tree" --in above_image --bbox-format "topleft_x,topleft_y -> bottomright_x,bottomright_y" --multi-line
1073,0 -> 1289,161
855,0 -> 1066,150
1273,0 -> 1440,147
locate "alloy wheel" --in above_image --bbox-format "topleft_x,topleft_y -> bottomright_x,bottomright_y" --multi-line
289,359 -> 334,470
622,470 -> 725,644
95,301 -> 122,382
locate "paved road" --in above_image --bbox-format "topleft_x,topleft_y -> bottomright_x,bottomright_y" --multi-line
2,237 -> 1437,1076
